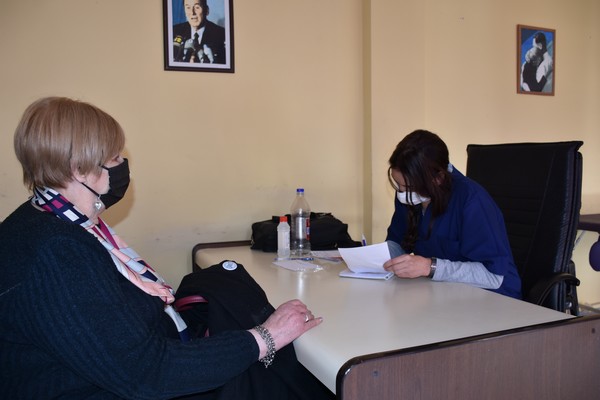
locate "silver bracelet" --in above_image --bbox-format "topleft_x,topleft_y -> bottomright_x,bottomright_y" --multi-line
253,325 -> 276,368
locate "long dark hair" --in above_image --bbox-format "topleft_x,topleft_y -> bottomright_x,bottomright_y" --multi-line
388,129 -> 452,252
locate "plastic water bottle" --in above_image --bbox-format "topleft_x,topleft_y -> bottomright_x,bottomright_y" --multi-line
290,188 -> 311,256
277,216 -> 291,258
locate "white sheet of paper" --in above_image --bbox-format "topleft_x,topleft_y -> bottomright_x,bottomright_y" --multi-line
273,260 -> 322,272
338,242 -> 391,273
339,268 -> 394,280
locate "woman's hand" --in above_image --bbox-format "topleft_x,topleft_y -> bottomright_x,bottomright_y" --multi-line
383,254 -> 431,278
249,299 -> 322,359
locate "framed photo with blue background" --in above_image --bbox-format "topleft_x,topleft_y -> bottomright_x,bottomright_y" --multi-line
163,0 -> 234,73
517,24 -> 555,95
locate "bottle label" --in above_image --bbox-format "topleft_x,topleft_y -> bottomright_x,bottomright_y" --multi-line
293,216 -> 310,238
290,215 -> 311,255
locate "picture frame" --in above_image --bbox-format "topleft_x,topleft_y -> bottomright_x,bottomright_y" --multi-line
517,24 -> 555,96
163,0 -> 234,73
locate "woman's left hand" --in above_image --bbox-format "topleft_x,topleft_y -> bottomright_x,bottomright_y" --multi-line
383,254 -> 431,278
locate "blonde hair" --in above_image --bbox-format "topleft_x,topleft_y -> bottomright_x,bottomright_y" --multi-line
14,97 -> 125,190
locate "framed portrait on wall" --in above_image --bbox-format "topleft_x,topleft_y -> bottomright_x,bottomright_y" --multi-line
517,25 -> 555,96
163,0 -> 234,73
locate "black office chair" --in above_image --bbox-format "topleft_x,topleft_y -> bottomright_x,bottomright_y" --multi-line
466,141 -> 583,314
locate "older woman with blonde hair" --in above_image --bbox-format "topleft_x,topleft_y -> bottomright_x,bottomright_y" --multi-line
0,97 -> 327,399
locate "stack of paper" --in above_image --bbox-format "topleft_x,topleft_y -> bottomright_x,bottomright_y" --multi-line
338,243 -> 394,280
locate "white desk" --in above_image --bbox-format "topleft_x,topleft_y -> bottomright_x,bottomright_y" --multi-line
194,246 -> 572,394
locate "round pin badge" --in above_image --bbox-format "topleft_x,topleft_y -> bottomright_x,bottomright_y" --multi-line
222,261 -> 238,271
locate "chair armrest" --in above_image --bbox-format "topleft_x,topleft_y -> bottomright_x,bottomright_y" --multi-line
191,240 -> 251,271
525,272 -> 580,307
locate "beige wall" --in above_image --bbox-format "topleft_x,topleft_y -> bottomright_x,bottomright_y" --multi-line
0,0 -> 365,286
1,1 -> 599,304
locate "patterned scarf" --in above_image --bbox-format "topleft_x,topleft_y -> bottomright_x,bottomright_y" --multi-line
31,187 -> 190,341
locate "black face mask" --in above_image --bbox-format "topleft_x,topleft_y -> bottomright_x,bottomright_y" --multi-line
100,158 -> 130,209
81,158 -> 130,210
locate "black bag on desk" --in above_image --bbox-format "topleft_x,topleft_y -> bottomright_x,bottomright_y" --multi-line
250,212 -> 362,252
174,260 -> 333,400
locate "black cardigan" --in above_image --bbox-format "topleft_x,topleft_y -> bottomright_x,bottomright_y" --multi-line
0,202 -> 258,399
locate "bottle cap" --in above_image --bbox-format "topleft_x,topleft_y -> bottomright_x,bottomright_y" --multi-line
280,216 -> 288,223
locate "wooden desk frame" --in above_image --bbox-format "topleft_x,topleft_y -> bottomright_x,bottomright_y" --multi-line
337,314 -> 600,400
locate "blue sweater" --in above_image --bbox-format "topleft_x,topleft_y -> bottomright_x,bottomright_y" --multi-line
0,202 -> 258,399
386,168 -> 522,299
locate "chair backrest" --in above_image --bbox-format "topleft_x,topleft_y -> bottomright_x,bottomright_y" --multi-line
466,141 -> 583,311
